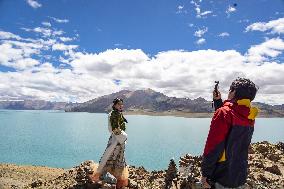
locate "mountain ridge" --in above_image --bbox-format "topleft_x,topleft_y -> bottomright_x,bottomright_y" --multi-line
1,89 -> 284,117
64,89 -> 284,117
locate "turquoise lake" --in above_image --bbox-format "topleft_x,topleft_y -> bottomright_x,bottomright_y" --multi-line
0,110 -> 283,170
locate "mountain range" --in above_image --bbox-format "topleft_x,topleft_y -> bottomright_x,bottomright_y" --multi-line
1,89 -> 284,117
65,89 -> 284,117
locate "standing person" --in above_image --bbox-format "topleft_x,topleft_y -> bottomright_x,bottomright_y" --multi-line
92,98 -> 129,188
201,78 -> 259,189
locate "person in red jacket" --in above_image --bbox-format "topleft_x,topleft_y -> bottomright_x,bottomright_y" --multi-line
201,78 -> 259,189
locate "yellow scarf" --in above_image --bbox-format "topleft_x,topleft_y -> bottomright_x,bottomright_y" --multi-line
236,99 -> 259,120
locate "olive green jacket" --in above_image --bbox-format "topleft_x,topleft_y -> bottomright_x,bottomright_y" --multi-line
109,109 -> 127,132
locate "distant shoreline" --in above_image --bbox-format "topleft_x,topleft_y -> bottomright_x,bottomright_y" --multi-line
124,111 -> 284,118
1,109 -> 284,118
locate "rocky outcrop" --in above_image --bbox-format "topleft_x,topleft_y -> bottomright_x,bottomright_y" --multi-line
0,142 -> 283,189
164,159 -> 178,189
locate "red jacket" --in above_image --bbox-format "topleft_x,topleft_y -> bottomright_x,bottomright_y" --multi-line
201,99 -> 258,187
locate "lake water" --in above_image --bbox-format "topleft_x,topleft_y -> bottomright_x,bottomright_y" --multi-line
0,110 -> 283,170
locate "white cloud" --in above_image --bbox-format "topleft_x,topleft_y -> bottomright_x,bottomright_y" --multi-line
196,38 -> 206,45
22,27 -> 64,37
0,25 -> 76,70
52,43 -> 78,51
246,38 -> 284,63
14,58 -> 40,70
26,0 -> 42,9
218,32 -> 230,37
60,37 -> 73,42
42,22 -> 51,27
226,6 -> 236,14
49,17 -> 69,23
34,27 -> 52,37
194,27 -> 208,37
22,27 -> 52,37
200,11 -> 212,16
53,30 -> 64,36
2,46 -> 284,104
114,43 -> 123,47
69,49 -> 149,75
0,43 -> 24,64
176,5 -> 188,14
0,31 -> 21,40
191,1 -> 213,18
0,43 -> 40,70
245,17 -> 284,34
188,23 -> 194,27
1,30 -> 284,104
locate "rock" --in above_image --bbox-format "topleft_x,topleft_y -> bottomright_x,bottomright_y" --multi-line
30,179 -> 43,188
128,179 -> 138,188
102,172 -> 117,184
164,159 -> 178,189
258,174 -> 271,183
255,143 -> 269,154
265,165 -> 282,175
267,154 -> 281,162
254,161 -> 265,169
101,183 -> 116,189
276,142 -> 284,152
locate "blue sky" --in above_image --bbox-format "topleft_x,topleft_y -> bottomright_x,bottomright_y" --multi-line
0,0 -> 283,54
0,0 -> 284,104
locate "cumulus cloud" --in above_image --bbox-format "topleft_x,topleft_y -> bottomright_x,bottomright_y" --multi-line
42,22 -> 52,27
22,27 -> 51,37
0,43 -> 40,70
0,23 -> 77,71
52,43 -> 78,51
200,11 -> 212,17
69,49 -> 149,75
176,5 -> 188,14
0,31 -> 22,40
26,0 -> 42,9
2,45 -> 284,104
245,17 -> 284,34
194,28 -> 208,37
49,17 -> 69,23
191,1 -> 213,18
246,38 -> 284,63
21,27 -> 64,38
60,37 -> 73,42
218,32 -> 230,37
226,5 -> 236,14
1,29 -> 284,104
196,38 -> 206,45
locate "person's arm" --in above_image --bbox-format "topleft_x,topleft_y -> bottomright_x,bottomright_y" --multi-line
213,90 -> 223,111
110,111 -> 122,134
201,108 -> 231,180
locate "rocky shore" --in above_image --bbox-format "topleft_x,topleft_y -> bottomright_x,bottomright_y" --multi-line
0,141 -> 283,189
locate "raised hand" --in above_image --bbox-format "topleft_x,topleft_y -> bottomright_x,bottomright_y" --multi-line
213,90 -> 221,100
